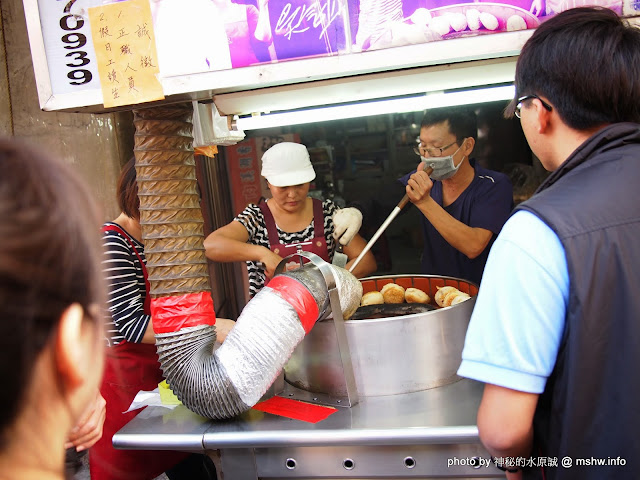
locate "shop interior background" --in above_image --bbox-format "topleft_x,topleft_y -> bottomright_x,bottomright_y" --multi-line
214,98 -> 544,281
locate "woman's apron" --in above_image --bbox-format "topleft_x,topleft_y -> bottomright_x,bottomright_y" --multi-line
90,224 -> 189,480
258,198 -> 330,280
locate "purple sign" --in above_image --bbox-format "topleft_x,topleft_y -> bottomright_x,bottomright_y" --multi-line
150,0 -> 623,71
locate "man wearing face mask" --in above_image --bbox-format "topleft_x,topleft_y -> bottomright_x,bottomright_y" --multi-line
401,106 -> 513,285
351,107 -> 513,284
353,106 -> 511,286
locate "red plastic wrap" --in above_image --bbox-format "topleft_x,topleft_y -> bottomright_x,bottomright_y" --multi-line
253,396 -> 336,423
151,292 -> 216,334
267,276 -> 319,334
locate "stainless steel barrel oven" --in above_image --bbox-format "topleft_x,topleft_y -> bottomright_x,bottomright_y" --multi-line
285,274 -> 478,398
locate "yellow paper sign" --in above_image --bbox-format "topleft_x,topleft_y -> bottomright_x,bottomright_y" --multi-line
89,0 -> 164,108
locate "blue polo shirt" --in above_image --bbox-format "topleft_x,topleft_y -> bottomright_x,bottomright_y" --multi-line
400,160 -> 513,284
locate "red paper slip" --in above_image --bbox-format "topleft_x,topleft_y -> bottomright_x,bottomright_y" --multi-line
253,396 -> 337,423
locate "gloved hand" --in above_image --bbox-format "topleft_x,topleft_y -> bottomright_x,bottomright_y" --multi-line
332,207 -> 363,246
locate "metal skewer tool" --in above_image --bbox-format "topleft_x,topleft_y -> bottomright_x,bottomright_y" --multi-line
348,164 -> 433,273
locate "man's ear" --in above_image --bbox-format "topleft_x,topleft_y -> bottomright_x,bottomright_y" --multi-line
462,137 -> 475,157
535,99 -> 553,134
55,303 -> 85,390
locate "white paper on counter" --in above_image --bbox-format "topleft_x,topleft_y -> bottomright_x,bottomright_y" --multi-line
124,388 -> 179,413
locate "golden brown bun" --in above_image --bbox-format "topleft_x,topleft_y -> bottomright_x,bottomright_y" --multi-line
361,291 -> 384,306
380,283 -> 406,304
405,287 -> 430,304
442,290 -> 461,307
449,293 -> 471,306
441,289 -> 472,307
434,286 -> 458,307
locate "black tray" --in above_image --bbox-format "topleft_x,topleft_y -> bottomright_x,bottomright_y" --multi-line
350,302 -> 436,320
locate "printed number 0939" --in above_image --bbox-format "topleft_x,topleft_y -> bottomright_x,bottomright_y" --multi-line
60,14 -> 92,86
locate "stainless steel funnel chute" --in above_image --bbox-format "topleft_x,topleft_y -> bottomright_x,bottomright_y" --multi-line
275,251 -> 360,407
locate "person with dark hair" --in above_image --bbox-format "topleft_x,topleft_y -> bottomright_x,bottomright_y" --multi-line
457,7 -> 640,479
89,157 -> 228,480
0,136 -> 105,480
353,106 -> 513,284
403,107 -> 513,284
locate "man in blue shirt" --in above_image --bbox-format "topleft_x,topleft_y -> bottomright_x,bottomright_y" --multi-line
458,7 -> 640,479
352,106 -> 513,284
401,107 -> 514,285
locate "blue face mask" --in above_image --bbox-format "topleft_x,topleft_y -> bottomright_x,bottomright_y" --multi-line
420,146 -> 463,181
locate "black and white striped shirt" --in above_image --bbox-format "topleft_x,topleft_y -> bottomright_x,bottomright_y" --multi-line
101,222 -> 150,346
236,199 -> 338,297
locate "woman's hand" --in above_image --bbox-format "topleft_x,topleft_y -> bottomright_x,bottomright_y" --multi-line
65,391 -> 106,451
332,207 -> 363,246
260,248 -> 284,279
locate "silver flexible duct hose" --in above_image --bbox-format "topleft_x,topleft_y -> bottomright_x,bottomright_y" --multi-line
133,104 -> 362,420
155,264 -> 362,419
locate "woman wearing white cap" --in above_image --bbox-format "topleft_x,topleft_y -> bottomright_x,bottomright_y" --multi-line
205,142 -> 376,297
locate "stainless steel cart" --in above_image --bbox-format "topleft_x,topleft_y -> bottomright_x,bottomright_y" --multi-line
113,378 -> 504,479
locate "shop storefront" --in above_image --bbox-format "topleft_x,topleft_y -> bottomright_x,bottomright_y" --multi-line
21,2 -> 639,479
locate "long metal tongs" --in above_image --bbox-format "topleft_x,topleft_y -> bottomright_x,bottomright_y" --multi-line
348,164 -> 433,273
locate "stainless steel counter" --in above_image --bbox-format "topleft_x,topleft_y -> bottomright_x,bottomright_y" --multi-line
114,378 -> 505,479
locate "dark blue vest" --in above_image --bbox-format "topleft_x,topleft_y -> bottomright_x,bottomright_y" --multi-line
516,123 -> 640,479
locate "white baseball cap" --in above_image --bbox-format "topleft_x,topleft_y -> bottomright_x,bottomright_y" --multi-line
261,142 -> 316,187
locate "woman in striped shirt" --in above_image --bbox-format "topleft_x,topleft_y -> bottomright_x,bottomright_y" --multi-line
90,158 -> 221,480
204,142 -> 377,299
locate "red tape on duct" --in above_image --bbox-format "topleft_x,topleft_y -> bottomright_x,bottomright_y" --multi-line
151,292 -> 216,334
253,396 -> 337,423
267,276 -> 318,334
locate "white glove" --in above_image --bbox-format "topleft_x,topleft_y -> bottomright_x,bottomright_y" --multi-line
332,208 -> 363,246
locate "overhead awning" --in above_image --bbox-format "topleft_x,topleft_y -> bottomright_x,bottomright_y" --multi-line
22,0 -> 633,118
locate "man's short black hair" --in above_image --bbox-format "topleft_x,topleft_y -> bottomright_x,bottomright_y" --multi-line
510,7 -> 640,129
420,106 -> 477,144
